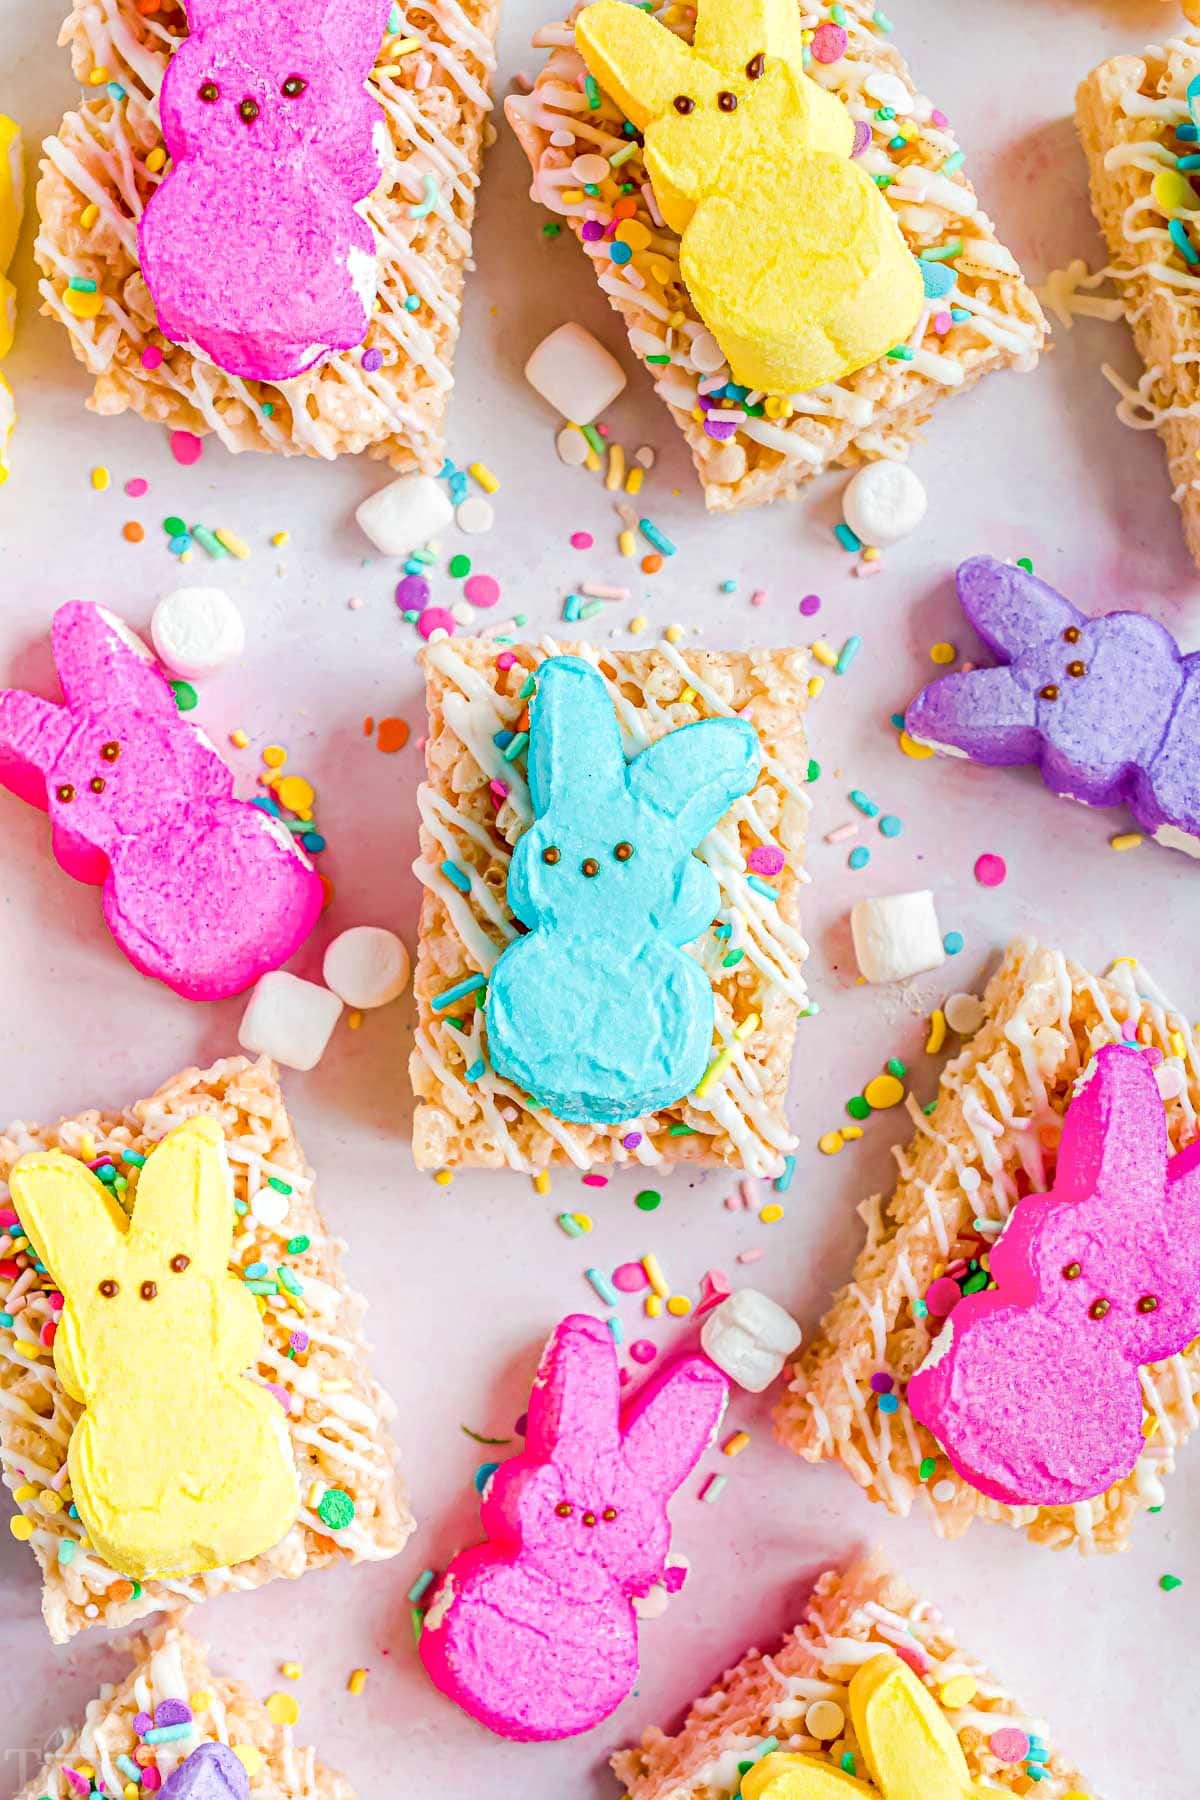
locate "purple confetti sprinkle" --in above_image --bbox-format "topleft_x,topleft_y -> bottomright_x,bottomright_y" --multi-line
396,573 -> 431,611
155,1699 -> 193,1728
747,845 -> 785,877
362,347 -> 383,373
851,119 -> 872,158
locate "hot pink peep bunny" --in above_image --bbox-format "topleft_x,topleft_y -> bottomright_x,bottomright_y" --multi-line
138,0 -> 390,382
908,1044 -> 1200,1506
420,1313 -> 729,1741
0,603 -> 324,1000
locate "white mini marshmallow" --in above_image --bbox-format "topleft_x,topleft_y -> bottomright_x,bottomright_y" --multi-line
238,971 -> 343,1072
842,461 -> 928,548
700,1289 -> 802,1393
851,890 -> 946,985
150,587 -> 245,679
355,473 -> 453,556
525,322 -> 627,425
323,926 -> 411,1010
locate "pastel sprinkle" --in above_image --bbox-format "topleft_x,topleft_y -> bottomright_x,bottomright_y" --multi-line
974,852 -> 1007,887
169,430 -> 203,466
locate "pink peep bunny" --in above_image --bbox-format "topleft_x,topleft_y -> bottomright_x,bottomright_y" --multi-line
139,0 -> 390,382
0,602 -> 324,1000
419,1313 -> 729,1741
908,1044 -> 1200,1506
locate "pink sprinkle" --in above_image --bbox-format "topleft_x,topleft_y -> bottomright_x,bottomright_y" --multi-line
417,606 -> 456,640
799,593 -> 821,617
663,1563 -> 687,1593
489,779 -> 509,803
613,1261 -> 649,1293
496,651 -> 517,670
142,1768 -> 163,1793
629,1339 -> 658,1365
810,20 -> 847,61
747,845 -> 785,877
48,1291 -> 64,1312
931,108 -> 949,128
894,1644 -> 929,1677
0,1208 -> 18,1230
141,345 -> 164,370
169,429 -> 203,466
723,1195 -> 739,1211
974,852 -> 1007,887
696,1269 -> 731,1316
265,1381 -> 292,1412
464,573 -> 501,608
570,531 -> 594,550
825,823 -> 859,846
989,1728 -> 1030,1765
63,1773 -> 91,1797
582,1173 -> 608,1187
925,1276 -> 962,1317
289,1329 -> 309,1353
737,1248 -> 764,1264
597,423 -> 610,438
750,588 -> 767,607
934,311 -> 952,336
40,1321 -> 56,1347
125,477 -> 149,498
739,1179 -> 756,1209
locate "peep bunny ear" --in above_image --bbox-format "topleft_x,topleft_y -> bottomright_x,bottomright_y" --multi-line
905,666 -> 1039,765
527,656 -> 627,819
127,1117 -> 235,1271
957,556 -> 1084,662
52,603 -> 177,719
621,1353 -> 727,1496
693,0 -> 804,75
627,716 -> 760,847
575,1 -> 699,130
0,690 -> 71,802
9,1150 -> 128,1301
1056,1045 -> 1167,1214
850,1655 -> 977,1800
526,1314 -> 621,1459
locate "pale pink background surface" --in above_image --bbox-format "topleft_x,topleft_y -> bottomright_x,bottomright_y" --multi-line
0,1 -> 1195,1795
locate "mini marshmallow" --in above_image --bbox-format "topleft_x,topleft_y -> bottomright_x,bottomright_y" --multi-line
842,461 -> 927,548
700,1288 -> 802,1393
851,891 -> 946,985
322,925 -> 411,1009
525,322 -> 627,425
355,473 -> 453,556
150,587 -> 245,679
238,971 -> 343,1072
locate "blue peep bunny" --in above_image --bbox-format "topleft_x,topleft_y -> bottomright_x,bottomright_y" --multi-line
485,656 -> 761,1124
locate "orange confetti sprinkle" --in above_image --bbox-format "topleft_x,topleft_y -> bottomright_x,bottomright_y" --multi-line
376,717 -> 409,753
319,874 -> 335,910
123,521 -> 145,543
363,715 -> 375,737
641,553 -> 663,574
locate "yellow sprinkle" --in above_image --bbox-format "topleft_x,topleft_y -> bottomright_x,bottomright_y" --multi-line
91,465 -> 110,491
190,1690 -> 215,1713
1170,1030 -> 1187,1058
9,1515 -> 33,1540
841,1125 -> 863,1141
272,531 -> 291,547
64,288 -> 104,320
79,1132 -> 96,1159
605,444 -> 625,491
808,676 -> 824,699
665,624 -> 684,644
434,1168 -> 453,1187
73,1767 -> 95,1784
642,1252 -> 670,1297
645,1293 -> 663,1318
1153,168 -> 1198,212
864,1073 -> 905,1110
572,1212 -> 593,1232
862,546 -> 881,562
625,466 -> 644,496
266,1692 -> 300,1726
925,1008 -> 947,1055
12,1340 -> 41,1358
214,527 -> 251,559
38,1489 -> 63,1514
145,146 -> 167,173
561,188 -> 585,204
280,1661 -> 303,1681
930,641 -> 956,664
263,744 -> 288,768
276,774 -> 316,815
628,613 -> 648,634
759,1202 -> 784,1224
391,35 -> 421,52
348,1668 -> 369,1696
89,65 -> 110,84
722,1430 -> 751,1457
469,461 -> 499,493
533,1170 -> 551,1196
13,1483 -> 37,1503
810,638 -> 837,668
938,1675 -> 977,1709
679,685 -> 697,705
306,1481 -> 323,1508
898,729 -> 934,759
233,1746 -> 264,1778
1111,955 -> 1137,968
818,1131 -> 844,1156
80,203 -> 100,229
694,1044 -> 733,1098
666,1293 -> 692,1316
1110,832 -> 1143,852
618,529 -> 636,557
224,731 -> 248,754
125,1784 -> 139,1799
1142,1414 -> 1158,1440
348,1010 -> 363,1030
586,449 -> 603,474
734,1013 -> 760,1041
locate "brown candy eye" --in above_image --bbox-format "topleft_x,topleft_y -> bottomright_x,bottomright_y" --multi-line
1089,1298 -> 1111,1320
1063,626 -> 1081,644
1067,661 -> 1086,678
614,842 -> 634,862
555,1502 -> 572,1517
56,784 -> 75,804
581,858 -> 600,878
90,778 -> 106,794
140,1281 -> 158,1301
1039,684 -> 1059,702
542,845 -> 561,865
239,98 -> 260,123
101,742 -> 121,762
1138,1295 -> 1159,1313
718,90 -> 738,111
673,95 -> 695,114
99,1279 -> 119,1298
1062,1261 -> 1081,1279
602,1506 -> 618,1521
746,52 -> 765,79
199,81 -> 219,102
170,1254 -> 190,1273
282,75 -> 307,97
582,1511 -> 597,1527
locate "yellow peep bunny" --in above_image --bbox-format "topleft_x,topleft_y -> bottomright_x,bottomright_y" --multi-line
13,1115 -> 299,1581
575,0 -> 923,396
740,1654 -> 989,1800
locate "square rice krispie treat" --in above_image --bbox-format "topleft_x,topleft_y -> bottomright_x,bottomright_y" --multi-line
776,937 -> 1200,1553
36,0 -> 498,465
410,637 -> 812,1176
16,1620 -> 355,1799
1077,33 -> 1200,568
613,1550 -> 1090,1800
0,1056 -> 414,1643
507,0 -> 1047,511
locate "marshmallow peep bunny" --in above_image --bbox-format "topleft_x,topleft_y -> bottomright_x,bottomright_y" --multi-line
484,655 -> 761,1124
419,1313 -> 728,1740
0,602 -> 324,999
906,556 -> 1200,854
741,1653 -> 988,1800
160,1744 -> 249,1800
11,1116 -> 299,1580
573,0 -> 923,395
908,1045 -> 1200,1507
138,0 -> 390,381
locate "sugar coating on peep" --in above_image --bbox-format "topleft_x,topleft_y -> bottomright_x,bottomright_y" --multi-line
851,890 -> 945,985
700,1288 -> 802,1393
323,925 -> 411,1009
524,322 -> 626,425
842,461 -> 928,548
238,971 -> 343,1072
356,473 -> 453,556
151,587 -> 246,679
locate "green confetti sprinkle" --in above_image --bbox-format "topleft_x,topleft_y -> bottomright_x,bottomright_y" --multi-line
1160,1573 -> 1183,1591
635,1189 -> 662,1212
317,1487 -> 355,1531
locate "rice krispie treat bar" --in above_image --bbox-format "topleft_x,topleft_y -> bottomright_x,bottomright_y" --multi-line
1077,34 -> 1200,568
507,1 -> 1047,512
0,1055 -> 414,1643
410,637 -> 812,1176
35,0 -> 498,465
613,1551 -> 1090,1800
15,1621 -> 355,1800
776,937 -> 1200,1554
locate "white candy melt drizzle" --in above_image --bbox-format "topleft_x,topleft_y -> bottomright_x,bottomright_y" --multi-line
411,641 -> 811,1175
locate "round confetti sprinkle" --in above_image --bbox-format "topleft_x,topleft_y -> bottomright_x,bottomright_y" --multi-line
1161,1572 -> 1184,1591
810,20 -> 847,60
918,1455 -> 938,1480
798,593 -> 821,616
939,1675 -> 977,1710
989,1728 -> 1030,1765
572,152 -> 610,183
944,992 -> 986,1035
171,680 -> 199,712
864,1073 -> 904,1110
805,1699 -> 845,1740
666,1294 -> 692,1316
556,427 -> 589,467
818,1131 -> 844,1156
634,1189 -> 662,1212
629,1339 -> 658,1365
232,1746 -> 264,1778
974,852 -> 1006,887
570,530 -> 594,550
362,347 -> 384,372
944,930 -> 964,955
848,846 -> 870,870
9,1515 -> 33,1540
613,1261 -> 649,1291
846,1095 -> 870,1121
747,845 -> 785,876
317,1487 -> 355,1530
276,775 -> 315,815
878,1392 -> 899,1413
266,1692 -> 300,1726
449,553 -> 472,577
930,641 -> 956,664
464,573 -> 501,608
474,1460 -> 499,1493
925,1276 -> 962,1317
455,496 -> 494,534
898,730 -> 934,760
396,573 -> 431,610
169,429 -> 203,466
759,1202 -> 784,1224
931,1478 -> 957,1503
125,477 -> 148,498
141,345 -> 164,370
123,520 -> 145,543
376,717 -> 410,753
417,607 -> 457,640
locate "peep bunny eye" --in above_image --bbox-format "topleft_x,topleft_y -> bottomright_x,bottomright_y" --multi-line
198,81 -> 219,103
541,845 -> 561,865
581,858 -> 600,878
602,1506 -> 618,1521
1062,1261 -> 1081,1279
98,1278 -> 119,1298
282,75 -> 307,98
101,742 -> 121,762
90,777 -> 106,794
613,842 -> 634,862
1063,626 -> 1081,644
1039,684 -> 1059,702
717,91 -> 738,111
1138,1294 -> 1159,1313
554,1501 -> 573,1517
140,1280 -> 158,1301
56,784 -> 75,804
1067,661 -> 1087,678
581,1510 -> 598,1527
170,1253 -> 191,1273
1089,1298 -> 1111,1320
673,95 -> 695,114
746,53 -> 765,79
239,98 -> 260,124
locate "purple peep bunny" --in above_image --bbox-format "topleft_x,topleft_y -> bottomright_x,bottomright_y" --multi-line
906,556 -> 1200,854
139,0 -> 391,382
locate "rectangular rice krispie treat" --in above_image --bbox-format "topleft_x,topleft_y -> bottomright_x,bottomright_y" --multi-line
613,1550 -> 1090,1800
776,937 -> 1200,1554
0,1056 -> 414,1643
35,0 -> 498,465
410,637 -> 812,1176
16,1621 -> 355,1800
507,0 -> 1047,511
1077,35 -> 1200,568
